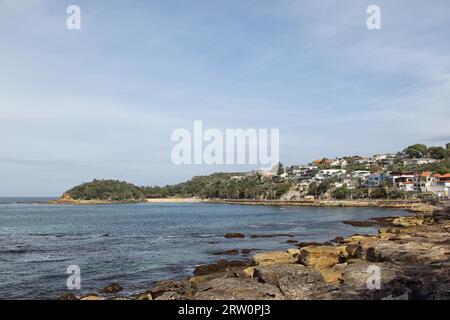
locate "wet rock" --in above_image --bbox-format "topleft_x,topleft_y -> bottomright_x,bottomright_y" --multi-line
212,249 -> 239,255
252,251 -> 294,266
100,283 -> 123,294
193,260 -> 250,276
195,278 -> 283,300
241,249 -> 252,255
224,233 -> 245,239
286,239 -> 298,244
148,279 -> 196,299
57,293 -> 78,300
295,241 -> 324,248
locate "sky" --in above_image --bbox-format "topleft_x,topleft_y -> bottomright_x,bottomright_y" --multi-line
0,0 -> 449,196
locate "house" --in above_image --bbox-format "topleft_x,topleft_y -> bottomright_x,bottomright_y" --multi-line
367,172 -> 387,187
413,171 -> 436,192
403,158 -> 437,166
397,181 -> 415,192
434,173 -> 450,187
351,170 -> 371,178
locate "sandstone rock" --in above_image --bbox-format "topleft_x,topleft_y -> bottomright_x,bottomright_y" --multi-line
136,292 -> 153,300
393,216 -> 424,227
195,278 -> 283,300
299,245 -> 348,270
340,261 -> 400,291
252,251 -> 294,266
242,267 -> 254,278
320,263 -> 346,284
252,264 -> 336,299
80,294 -> 104,301
100,283 -> 123,294
287,248 -> 300,255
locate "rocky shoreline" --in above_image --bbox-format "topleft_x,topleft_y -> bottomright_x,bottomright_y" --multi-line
59,204 -> 450,300
49,197 -> 435,214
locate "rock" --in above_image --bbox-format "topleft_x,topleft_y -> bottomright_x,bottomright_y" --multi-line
213,249 -> 239,255
100,283 -> 123,294
57,293 -> 78,300
295,241 -> 324,248
241,249 -> 252,255
80,294 -> 104,301
319,263 -> 346,284
392,216 -> 424,227
252,251 -> 295,266
345,244 -> 365,259
242,267 -> 254,278
224,233 -> 245,239
154,291 -> 181,300
195,278 -> 283,300
286,239 -> 298,244
148,279 -> 196,299
253,264 -> 335,299
287,248 -> 300,257
250,234 -> 294,238
366,240 -> 448,264
299,245 -> 348,270
193,260 -> 250,276
340,261 -> 400,291
136,292 -> 153,300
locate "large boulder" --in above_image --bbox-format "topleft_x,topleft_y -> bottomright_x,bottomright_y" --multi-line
195,278 -> 283,300
252,251 -> 295,266
252,264 -> 335,299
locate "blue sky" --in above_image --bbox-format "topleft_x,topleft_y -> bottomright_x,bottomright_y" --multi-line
1,0 -> 449,196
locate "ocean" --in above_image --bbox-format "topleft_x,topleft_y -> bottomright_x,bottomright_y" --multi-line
0,198 -> 410,299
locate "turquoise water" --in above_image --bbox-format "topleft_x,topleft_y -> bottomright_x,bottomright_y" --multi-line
0,199 -> 409,299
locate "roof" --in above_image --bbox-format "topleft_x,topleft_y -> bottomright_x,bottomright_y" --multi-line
420,171 -> 432,177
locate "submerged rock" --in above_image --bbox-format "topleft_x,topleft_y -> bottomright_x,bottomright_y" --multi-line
224,233 -> 245,238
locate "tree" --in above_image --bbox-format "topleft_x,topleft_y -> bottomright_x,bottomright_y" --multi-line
403,144 -> 428,158
276,162 -> 285,176
428,146 -> 447,160
370,187 -> 387,199
333,185 -> 351,200
446,143 -> 450,151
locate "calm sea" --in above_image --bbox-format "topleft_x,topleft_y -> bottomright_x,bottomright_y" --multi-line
0,197 -> 410,299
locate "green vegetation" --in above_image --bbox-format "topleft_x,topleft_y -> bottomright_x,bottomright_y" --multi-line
403,144 -> 428,158
64,174 -> 293,201
65,179 -> 144,201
